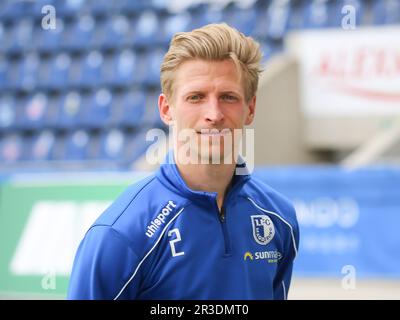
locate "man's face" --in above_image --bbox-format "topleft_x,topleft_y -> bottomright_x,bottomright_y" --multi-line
159,59 -> 256,164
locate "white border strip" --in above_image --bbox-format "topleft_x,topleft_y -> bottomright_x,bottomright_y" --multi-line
282,281 -> 287,300
113,207 -> 185,300
247,197 -> 298,258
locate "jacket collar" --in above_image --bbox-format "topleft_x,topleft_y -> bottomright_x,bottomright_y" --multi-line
156,150 -> 250,203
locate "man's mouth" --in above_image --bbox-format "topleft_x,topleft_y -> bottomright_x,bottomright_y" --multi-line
196,129 -> 231,137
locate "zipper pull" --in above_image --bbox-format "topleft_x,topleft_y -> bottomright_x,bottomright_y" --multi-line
220,207 -> 225,222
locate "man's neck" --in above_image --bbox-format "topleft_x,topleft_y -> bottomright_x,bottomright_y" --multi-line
174,156 -> 236,211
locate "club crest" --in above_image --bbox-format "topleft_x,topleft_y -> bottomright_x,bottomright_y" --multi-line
251,215 -> 275,245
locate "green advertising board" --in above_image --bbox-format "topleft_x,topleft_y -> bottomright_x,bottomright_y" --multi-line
0,172 -> 149,299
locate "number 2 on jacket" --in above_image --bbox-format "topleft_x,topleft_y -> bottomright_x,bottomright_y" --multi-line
168,228 -> 185,257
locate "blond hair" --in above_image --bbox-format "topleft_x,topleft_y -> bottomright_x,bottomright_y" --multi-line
160,23 -> 263,102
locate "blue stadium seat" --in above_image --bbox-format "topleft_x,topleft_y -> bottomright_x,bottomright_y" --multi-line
0,134 -> 24,163
197,5 -> 223,25
141,49 -> 165,87
15,53 -> 40,91
0,0 -> 35,20
55,0 -> 87,18
265,0 -> 291,41
4,18 -> 35,54
161,12 -> 192,45
19,92 -> 48,130
222,3 -> 258,35
124,129 -> 155,164
133,11 -> 161,47
117,0 -> 151,14
86,0 -> 115,17
57,91 -> 84,129
97,15 -> 132,50
73,51 -> 104,88
63,15 -> 95,51
36,18 -> 65,53
142,90 -> 162,127
0,95 -> 16,131
0,54 -> 7,90
302,0 -> 332,29
98,129 -> 126,161
373,0 -> 400,25
64,129 -> 92,160
82,88 -> 113,128
42,53 -> 72,89
0,22 -> 6,54
107,49 -> 137,87
113,89 -> 146,128
26,130 -> 56,161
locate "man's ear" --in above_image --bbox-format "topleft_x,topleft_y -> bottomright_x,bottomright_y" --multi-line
158,93 -> 173,125
244,95 -> 256,125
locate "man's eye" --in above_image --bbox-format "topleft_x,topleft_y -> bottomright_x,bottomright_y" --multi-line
187,95 -> 202,101
221,95 -> 238,101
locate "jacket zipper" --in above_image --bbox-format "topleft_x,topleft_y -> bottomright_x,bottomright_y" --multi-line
214,201 -> 232,256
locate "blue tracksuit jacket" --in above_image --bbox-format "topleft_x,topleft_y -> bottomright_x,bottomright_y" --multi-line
68,152 -> 299,300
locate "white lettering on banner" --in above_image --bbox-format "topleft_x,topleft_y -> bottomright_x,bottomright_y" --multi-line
293,197 -> 359,228
10,201 -> 110,276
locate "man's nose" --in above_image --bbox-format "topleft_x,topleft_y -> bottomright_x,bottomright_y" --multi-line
205,98 -> 224,124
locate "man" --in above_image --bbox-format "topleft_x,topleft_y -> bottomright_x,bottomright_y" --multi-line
68,23 -> 299,300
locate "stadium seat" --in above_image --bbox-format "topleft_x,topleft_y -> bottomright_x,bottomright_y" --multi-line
81,88 -> 113,128
302,0 -> 331,29
102,49 -> 137,87
4,18 -> 35,54
141,49 -> 165,87
64,129 -> 93,160
73,51 -> 104,88
117,0 -> 151,14
142,90 -> 162,127
0,95 -> 16,131
133,10 -> 160,48
14,52 -> 40,91
0,54 -> 7,90
0,134 -> 24,163
112,89 -> 146,128
26,130 -> 56,161
41,53 -> 72,90
36,18 -> 65,53
98,129 -> 126,161
222,3 -> 258,36
373,0 -> 400,25
124,129 -> 156,164
97,14 -> 132,50
63,15 -> 95,51
265,0 -> 291,41
161,11 -> 192,45
57,91 -> 84,129
19,92 -> 48,130
55,0 -> 87,18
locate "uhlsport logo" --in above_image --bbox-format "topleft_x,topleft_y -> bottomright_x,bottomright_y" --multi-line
251,215 -> 275,245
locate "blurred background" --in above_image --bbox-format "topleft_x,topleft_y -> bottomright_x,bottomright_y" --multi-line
0,0 -> 400,299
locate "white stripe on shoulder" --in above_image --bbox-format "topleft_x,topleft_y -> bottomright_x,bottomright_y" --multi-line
113,207 -> 185,300
247,197 -> 298,258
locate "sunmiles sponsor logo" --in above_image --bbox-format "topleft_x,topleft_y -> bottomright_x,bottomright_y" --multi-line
145,200 -> 177,238
243,250 -> 282,263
